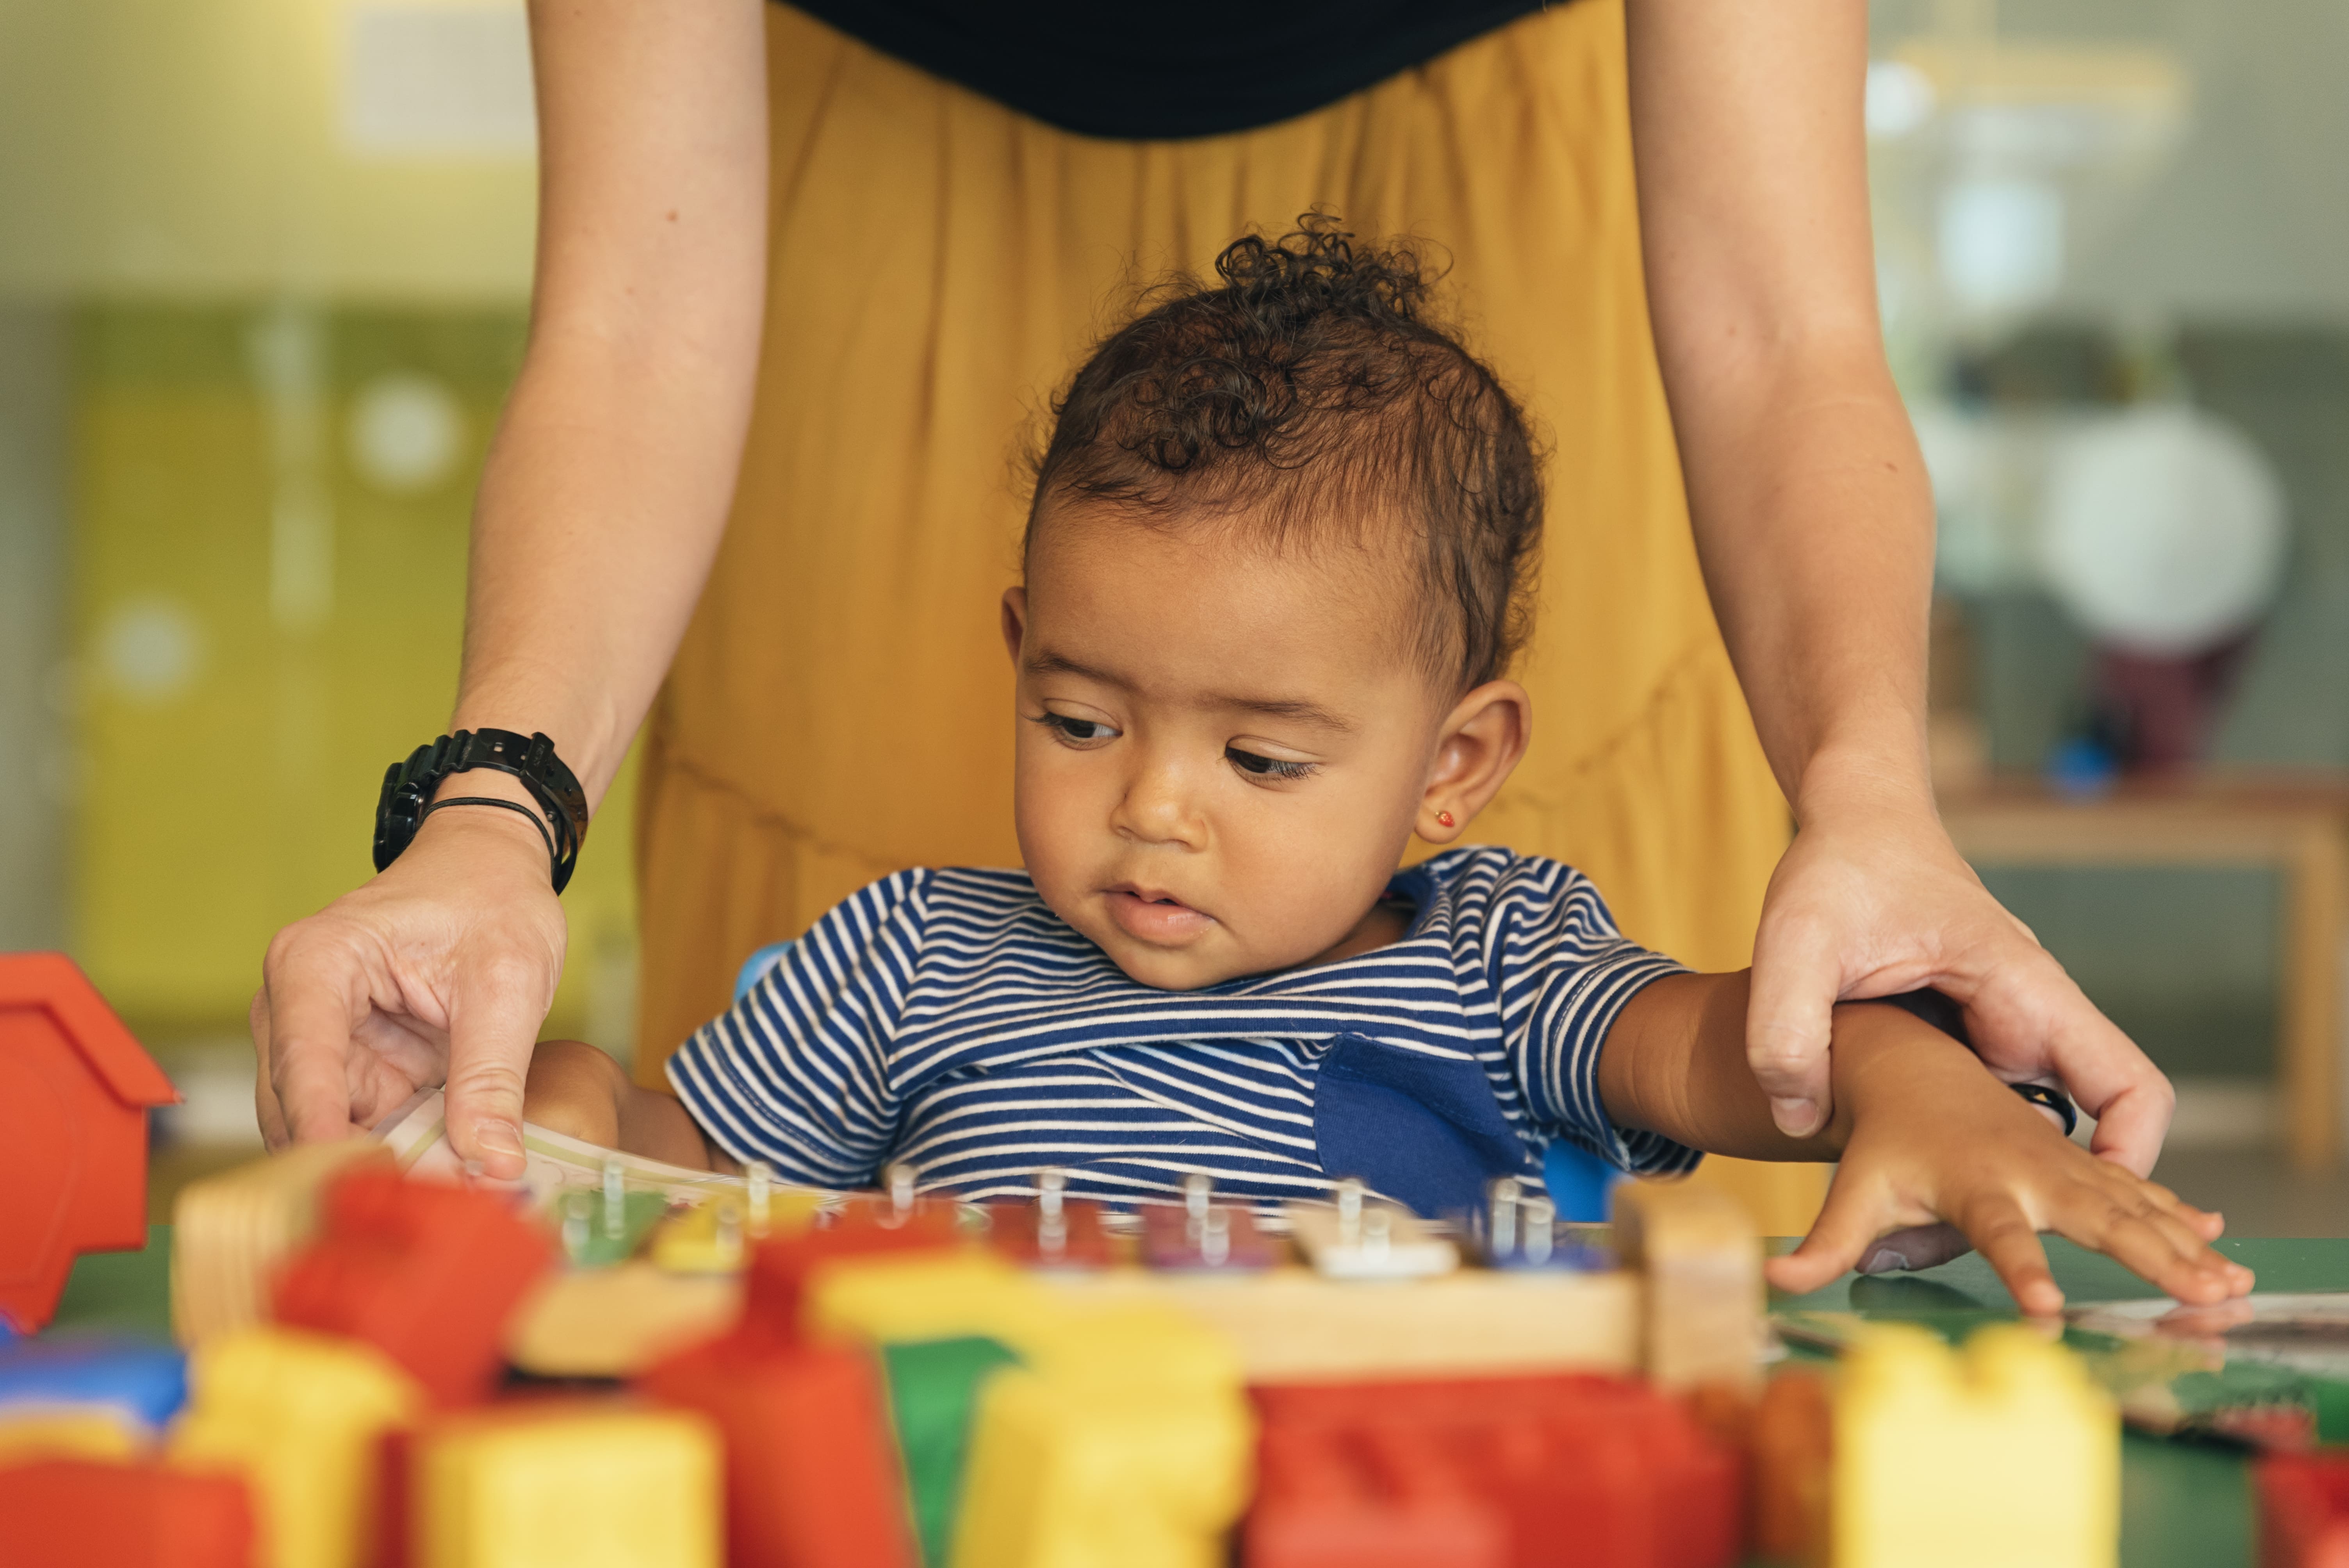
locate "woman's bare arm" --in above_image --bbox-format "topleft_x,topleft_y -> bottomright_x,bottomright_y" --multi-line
1625,0 -> 2175,1173
254,0 -> 770,1176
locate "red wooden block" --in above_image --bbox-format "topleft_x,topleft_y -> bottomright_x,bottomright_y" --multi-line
981,1200 -> 1115,1269
642,1331 -> 917,1568
2260,1452 -> 2349,1568
0,1456 -> 254,1568
1248,1423 -> 1507,1568
1248,1374 -> 1745,1568
0,953 -> 178,1333
736,1208 -> 963,1346
273,1167 -> 553,1407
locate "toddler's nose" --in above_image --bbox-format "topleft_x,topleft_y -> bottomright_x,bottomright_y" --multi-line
1112,759 -> 1207,848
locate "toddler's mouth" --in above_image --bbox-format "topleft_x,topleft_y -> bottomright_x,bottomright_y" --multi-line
1103,886 -> 1216,945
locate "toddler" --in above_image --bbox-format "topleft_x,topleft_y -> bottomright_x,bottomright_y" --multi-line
528,220 -> 2249,1311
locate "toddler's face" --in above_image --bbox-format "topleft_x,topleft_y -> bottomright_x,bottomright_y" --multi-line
1005,508 -> 1525,989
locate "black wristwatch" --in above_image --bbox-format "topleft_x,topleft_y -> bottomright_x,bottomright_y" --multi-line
373,730 -> 589,893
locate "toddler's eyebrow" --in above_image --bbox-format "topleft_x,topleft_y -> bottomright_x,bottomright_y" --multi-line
1025,652 -> 1357,734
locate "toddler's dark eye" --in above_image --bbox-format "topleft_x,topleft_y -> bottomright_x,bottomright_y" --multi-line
1038,713 -> 1117,743
1226,746 -> 1317,782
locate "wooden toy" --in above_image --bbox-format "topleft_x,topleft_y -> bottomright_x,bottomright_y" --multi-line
1140,1174 -> 1280,1271
0,1406 -> 146,1463
1833,1323 -> 2119,1568
2257,1450 -> 2349,1568
982,1169 -> 1114,1270
650,1163 -> 823,1275
554,1164 -> 672,1268
1245,1373 -> 1744,1568
0,951 -> 178,1333
169,1325 -> 422,1568
272,1167 -> 554,1406
950,1315 -> 1253,1568
736,1198 -> 966,1344
880,1336 -> 1023,1568
640,1328 -> 918,1568
1286,1180 -> 1459,1281
1752,1370 -> 1832,1568
0,1455 -> 255,1568
0,1333 -> 187,1428
410,1402 -> 722,1568
1050,1265 -> 1641,1383
171,1139 -> 394,1347
504,1262 -> 742,1379
1611,1179 -> 1765,1390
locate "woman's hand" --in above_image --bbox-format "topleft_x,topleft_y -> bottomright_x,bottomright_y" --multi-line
253,805 -> 565,1178
1765,1010 -> 2249,1314
1747,782 -> 2176,1179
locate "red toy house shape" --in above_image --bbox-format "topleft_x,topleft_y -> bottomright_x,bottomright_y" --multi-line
272,1167 -> 552,1407
0,952 -> 179,1334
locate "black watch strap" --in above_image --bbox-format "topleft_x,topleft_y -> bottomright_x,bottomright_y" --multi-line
1870,988 -> 2080,1135
373,729 -> 588,893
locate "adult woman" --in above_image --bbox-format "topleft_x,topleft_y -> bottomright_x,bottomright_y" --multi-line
253,0 -> 2174,1216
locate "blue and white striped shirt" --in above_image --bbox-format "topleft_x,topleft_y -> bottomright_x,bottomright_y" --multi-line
667,846 -> 1698,1211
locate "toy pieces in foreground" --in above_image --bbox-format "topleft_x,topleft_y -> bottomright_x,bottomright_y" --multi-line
651,1162 -> 824,1274
396,1401 -> 723,1568
2258,1450 -> 2349,1568
1286,1179 -> 1458,1281
1750,1369 -> 1832,1568
1245,1372 -> 1745,1568
171,1139 -> 394,1347
0,1456 -> 255,1568
169,1326 -> 422,1568
642,1310 -> 920,1568
0,951 -> 179,1334
1141,1174 -> 1280,1272
1836,1323 -> 2119,1568
1610,1179 -> 1765,1391
0,1333 -> 188,1430
273,1167 -> 553,1407
983,1169 -> 1114,1270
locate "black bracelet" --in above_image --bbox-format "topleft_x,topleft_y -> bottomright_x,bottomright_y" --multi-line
422,797 -> 558,875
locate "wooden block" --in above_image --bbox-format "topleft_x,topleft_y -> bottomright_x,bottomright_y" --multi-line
272,1168 -> 553,1407
1046,1267 -> 1640,1383
640,1335 -> 915,1568
0,1456 -> 255,1568
2258,1450 -> 2349,1568
503,1262 -> 743,1380
1139,1176 -> 1280,1272
169,1139 -> 393,1347
168,1326 -> 421,1568
1610,1179 -> 1764,1390
1754,1370 -> 1832,1567
413,1403 -> 722,1568
1834,1323 -> 2119,1568
0,1407 -> 147,1464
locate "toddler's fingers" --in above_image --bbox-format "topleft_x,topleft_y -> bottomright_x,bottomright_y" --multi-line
2054,1178 -> 2252,1304
1763,1171 -> 1890,1295
1953,1199 -> 2064,1316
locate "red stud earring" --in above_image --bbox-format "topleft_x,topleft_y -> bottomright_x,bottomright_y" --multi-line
1436,810 -> 1455,829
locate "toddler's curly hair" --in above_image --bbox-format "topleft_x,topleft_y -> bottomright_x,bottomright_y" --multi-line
1026,214 -> 1545,691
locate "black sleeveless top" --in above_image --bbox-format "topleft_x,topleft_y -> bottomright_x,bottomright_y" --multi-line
784,1 -> 1556,141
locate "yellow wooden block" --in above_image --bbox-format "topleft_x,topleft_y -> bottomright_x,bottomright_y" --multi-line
649,1189 -> 823,1274
809,1252 -> 1053,1351
0,1406 -> 146,1463
504,1262 -> 743,1379
168,1326 -> 422,1568
1833,1323 -> 2119,1568
950,1363 -> 1252,1568
415,1404 -> 722,1568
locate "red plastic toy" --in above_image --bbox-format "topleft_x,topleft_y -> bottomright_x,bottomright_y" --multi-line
0,952 -> 178,1333
1247,1374 -> 1745,1568
272,1166 -> 553,1406
2260,1451 -> 2349,1568
0,1457 -> 254,1568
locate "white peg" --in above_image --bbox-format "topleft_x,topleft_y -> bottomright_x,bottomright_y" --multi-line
745,1161 -> 773,1238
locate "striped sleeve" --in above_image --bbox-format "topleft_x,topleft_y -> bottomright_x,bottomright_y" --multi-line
1488,859 -> 1701,1177
664,869 -> 929,1186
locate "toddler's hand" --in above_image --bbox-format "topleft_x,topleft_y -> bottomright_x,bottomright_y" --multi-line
521,1039 -> 631,1150
1764,1023 -> 2254,1315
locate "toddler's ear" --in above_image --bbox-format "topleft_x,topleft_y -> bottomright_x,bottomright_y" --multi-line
1000,587 -> 1030,664
1417,679 -> 1531,843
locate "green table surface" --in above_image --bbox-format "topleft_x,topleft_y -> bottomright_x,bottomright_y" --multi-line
51,1228 -> 2343,1567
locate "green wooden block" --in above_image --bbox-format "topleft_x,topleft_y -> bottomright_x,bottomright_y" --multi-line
882,1335 -> 1022,1568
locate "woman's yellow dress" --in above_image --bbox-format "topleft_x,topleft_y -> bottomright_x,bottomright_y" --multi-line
634,3 -> 1791,1173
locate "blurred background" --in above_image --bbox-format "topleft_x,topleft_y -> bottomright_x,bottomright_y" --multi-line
6,0 -> 2349,1226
